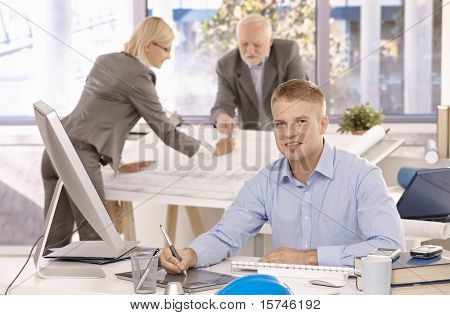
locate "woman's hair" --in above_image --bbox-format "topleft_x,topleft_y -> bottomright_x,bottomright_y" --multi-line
124,16 -> 174,66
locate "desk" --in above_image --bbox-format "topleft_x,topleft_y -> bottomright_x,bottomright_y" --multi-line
0,247 -> 359,295
102,127 -> 403,243
3,248 -> 447,295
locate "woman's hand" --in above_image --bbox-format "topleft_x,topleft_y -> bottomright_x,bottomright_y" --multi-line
215,137 -> 235,156
118,160 -> 155,173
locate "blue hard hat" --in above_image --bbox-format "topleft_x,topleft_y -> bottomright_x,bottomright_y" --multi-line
215,274 -> 293,295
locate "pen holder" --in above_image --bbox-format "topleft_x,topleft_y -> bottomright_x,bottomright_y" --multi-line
130,251 -> 161,294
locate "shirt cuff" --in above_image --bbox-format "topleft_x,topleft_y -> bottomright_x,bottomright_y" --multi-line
189,238 -> 222,268
317,245 -> 345,267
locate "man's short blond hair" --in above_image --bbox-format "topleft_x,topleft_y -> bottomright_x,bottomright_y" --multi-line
236,13 -> 272,40
124,16 -> 174,66
271,79 -> 327,117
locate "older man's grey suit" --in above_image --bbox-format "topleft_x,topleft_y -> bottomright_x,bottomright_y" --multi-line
211,39 -> 308,130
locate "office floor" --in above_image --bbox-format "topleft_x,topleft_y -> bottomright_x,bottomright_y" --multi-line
0,127 -> 44,245
0,178 -> 42,245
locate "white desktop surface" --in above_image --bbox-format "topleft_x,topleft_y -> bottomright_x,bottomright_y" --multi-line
0,247 -> 358,295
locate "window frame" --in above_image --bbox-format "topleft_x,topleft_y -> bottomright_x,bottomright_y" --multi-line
0,0 -> 445,125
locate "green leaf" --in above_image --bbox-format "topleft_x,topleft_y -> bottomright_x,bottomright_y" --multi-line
337,103 -> 384,134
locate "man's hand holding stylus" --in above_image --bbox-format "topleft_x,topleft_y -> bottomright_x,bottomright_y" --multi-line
161,247 -> 197,274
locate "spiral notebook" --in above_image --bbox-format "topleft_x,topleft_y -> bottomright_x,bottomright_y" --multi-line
231,257 -> 354,280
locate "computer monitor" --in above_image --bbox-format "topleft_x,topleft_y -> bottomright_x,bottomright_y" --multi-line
396,168 -> 450,222
33,101 -> 138,278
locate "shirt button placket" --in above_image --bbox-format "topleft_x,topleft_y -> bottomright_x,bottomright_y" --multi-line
303,190 -> 312,249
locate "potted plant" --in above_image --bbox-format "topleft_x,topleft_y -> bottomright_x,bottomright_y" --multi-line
337,103 -> 384,135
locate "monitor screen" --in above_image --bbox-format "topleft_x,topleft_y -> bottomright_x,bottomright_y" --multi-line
396,168 -> 450,221
33,100 -> 137,259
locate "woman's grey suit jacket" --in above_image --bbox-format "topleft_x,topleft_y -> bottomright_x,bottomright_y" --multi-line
63,52 -> 200,170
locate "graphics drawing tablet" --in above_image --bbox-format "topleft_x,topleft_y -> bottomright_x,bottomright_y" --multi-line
115,268 -> 237,293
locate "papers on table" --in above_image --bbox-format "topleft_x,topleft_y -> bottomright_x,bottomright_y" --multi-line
103,126 -> 388,203
403,219 -> 450,239
325,125 -> 386,156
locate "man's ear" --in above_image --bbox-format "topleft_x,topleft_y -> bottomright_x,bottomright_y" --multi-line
320,116 -> 329,135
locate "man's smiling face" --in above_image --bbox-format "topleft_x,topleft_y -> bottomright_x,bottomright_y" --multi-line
272,97 -> 328,164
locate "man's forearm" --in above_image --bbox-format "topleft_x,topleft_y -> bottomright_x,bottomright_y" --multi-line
305,249 -> 318,265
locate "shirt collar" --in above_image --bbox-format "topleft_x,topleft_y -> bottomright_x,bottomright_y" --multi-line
279,140 -> 335,184
279,158 -> 296,185
122,51 -> 157,84
314,141 -> 335,180
147,68 -> 157,84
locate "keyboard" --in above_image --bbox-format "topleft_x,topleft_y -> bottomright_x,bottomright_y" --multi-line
231,259 -> 355,280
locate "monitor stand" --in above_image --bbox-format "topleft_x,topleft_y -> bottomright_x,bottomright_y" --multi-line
33,179 -> 105,279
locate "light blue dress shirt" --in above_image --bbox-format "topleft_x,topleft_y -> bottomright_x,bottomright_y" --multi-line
190,141 -> 406,267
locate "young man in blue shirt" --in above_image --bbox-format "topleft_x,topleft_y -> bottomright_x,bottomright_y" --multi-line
161,80 -> 405,272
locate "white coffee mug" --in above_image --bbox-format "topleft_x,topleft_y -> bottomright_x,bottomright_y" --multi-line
361,256 -> 392,295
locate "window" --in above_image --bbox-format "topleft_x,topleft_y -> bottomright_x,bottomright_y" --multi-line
0,0 -> 446,123
0,0 -> 124,119
147,0 -> 317,116
327,0 -> 442,119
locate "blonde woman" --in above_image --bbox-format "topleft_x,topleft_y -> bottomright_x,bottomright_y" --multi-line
41,17 -> 217,249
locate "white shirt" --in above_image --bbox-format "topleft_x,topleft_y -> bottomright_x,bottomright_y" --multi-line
246,53 -> 271,130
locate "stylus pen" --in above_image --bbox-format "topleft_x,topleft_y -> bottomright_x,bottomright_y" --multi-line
136,249 -> 160,290
160,225 -> 188,276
